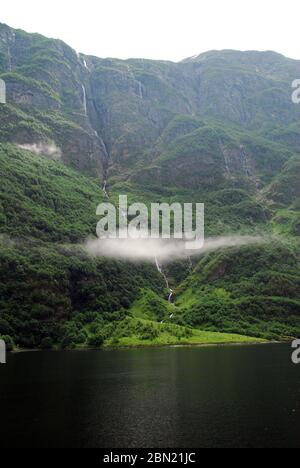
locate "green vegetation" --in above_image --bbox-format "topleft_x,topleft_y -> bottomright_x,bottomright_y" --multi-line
0,23 -> 299,350
175,241 -> 300,340
0,143 -> 104,241
0,136 -> 299,349
0,145 -> 164,349
0,72 -> 61,103
103,317 -> 265,347
0,238 -> 164,349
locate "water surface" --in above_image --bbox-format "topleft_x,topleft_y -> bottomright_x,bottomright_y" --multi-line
0,344 -> 299,448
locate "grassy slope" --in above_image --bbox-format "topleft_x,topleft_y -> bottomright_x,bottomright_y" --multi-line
104,318 -> 265,347
103,289 -> 265,347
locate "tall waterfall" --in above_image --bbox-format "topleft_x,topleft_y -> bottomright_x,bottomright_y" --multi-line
219,140 -> 231,175
223,153 -> 230,175
81,84 -> 87,116
155,256 -> 174,306
240,145 -> 251,176
138,81 -> 143,99
7,45 -> 12,71
82,59 -> 89,70
102,180 -> 109,198
125,64 -> 143,99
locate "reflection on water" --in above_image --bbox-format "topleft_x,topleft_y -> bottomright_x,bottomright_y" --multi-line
0,344 -> 299,448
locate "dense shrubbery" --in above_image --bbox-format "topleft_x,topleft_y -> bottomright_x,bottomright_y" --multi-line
0,144 -> 105,242
0,146 -> 165,348
105,316 -> 193,345
0,239 -> 163,348
176,242 -> 300,339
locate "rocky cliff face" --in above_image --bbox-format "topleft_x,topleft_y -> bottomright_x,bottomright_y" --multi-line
0,22 -> 300,200
0,23 -> 108,178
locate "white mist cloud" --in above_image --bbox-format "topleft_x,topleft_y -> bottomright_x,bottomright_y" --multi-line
84,234 -> 265,264
17,142 -> 62,160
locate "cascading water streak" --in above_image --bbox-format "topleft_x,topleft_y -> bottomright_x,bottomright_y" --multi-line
81,84 -> 87,116
102,180 -> 109,198
7,46 -> 12,71
138,81 -> 143,99
155,256 -> 174,307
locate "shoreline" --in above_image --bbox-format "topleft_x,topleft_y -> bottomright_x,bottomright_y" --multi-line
10,339 -> 287,354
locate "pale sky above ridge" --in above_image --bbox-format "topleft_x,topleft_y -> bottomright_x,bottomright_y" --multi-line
1,0 -> 300,62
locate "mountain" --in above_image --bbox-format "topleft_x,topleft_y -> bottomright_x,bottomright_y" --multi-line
0,22 -> 299,348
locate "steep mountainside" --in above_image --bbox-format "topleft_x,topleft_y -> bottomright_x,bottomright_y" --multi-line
1,22 -> 300,186
0,22 -> 299,347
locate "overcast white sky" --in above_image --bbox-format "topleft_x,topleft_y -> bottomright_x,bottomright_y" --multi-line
1,0 -> 300,61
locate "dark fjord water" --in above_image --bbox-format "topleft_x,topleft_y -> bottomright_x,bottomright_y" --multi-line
0,344 -> 299,448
